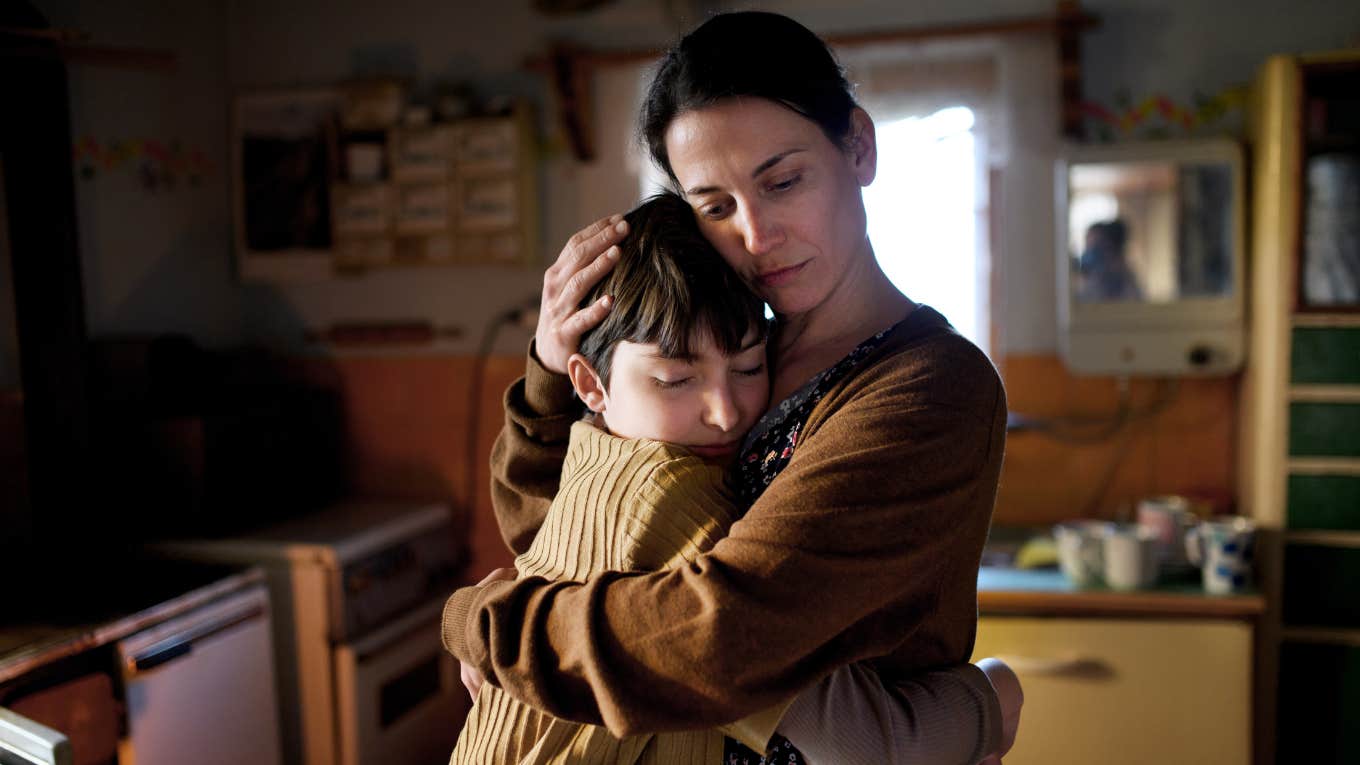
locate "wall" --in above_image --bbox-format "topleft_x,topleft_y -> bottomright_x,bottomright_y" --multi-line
40,0 -> 1360,353
34,0 -> 1360,561
40,0 -> 243,347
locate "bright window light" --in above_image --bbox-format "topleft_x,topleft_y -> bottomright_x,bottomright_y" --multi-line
864,106 -> 984,348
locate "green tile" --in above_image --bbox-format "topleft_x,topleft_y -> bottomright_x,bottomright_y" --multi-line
1292,328 -> 1360,384
1288,474 -> 1360,530
1289,402 -> 1360,457
1277,641 -> 1360,764
1284,544 -> 1360,628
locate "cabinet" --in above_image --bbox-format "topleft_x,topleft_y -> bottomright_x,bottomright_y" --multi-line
1241,50 -> 1360,765
972,616 -> 1251,765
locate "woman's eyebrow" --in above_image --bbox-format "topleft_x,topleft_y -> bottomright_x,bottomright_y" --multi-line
684,149 -> 806,196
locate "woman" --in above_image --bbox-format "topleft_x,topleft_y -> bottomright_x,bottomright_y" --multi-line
444,11 -> 1017,764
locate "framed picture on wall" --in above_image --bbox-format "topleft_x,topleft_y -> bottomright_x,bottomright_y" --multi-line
232,89 -> 342,282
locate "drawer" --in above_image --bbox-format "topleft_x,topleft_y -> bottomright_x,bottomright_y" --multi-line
971,617 -> 1250,765
1291,327 -> 1360,384
1282,544 -> 1360,627
1287,473 -> 1360,530
1276,641 -> 1360,763
1289,402 -> 1360,456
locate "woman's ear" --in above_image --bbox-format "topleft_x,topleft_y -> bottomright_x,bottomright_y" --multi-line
567,353 -> 608,413
847,107 -> 878,187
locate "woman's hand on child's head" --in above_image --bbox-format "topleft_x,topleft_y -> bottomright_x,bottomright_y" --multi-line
536,214 -> 628,374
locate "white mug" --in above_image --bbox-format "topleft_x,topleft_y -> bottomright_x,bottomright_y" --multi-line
1185,516 -> 1256,595
1054,521 -> 1113,587
1103,525 -> 1159,591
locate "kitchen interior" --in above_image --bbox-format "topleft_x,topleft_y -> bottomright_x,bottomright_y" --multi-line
1,1 -> 1358,764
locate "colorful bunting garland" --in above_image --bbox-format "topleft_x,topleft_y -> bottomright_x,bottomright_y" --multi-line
73,136 -> 214,189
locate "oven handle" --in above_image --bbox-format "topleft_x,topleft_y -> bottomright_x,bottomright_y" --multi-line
125,603 -> 266,676
0,707 -> 73,765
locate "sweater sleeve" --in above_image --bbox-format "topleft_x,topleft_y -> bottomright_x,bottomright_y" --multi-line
444,338 -> 1006,738
779,662 -> 1003,765
489,341 -> 582,555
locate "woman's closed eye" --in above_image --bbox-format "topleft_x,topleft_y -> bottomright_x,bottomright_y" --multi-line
765,173 -> 801,194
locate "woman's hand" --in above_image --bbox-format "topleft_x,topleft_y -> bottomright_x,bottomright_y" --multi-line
458,567 -> 519,700
535,214 -> 629,374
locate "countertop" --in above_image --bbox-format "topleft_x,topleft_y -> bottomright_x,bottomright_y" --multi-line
977,566 -> 1266,619
0,559 -> 265,685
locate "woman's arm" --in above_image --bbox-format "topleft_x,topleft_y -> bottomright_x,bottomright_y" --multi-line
488,214 -> 628,553
443,335 -> 1007,737
780,662 -> 1005,765
488,345 -> 580,555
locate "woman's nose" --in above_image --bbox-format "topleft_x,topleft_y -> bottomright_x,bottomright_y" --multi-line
703,384 -> 741,433
737,203 -> 784,256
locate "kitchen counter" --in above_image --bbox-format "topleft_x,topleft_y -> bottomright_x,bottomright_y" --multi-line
978,566 -> 1265,619
0,559 -> 265,685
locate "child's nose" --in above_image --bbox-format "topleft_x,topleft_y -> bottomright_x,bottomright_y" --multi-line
703,385 -> 741,432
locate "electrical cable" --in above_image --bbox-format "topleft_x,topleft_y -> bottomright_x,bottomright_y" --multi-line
464,302 -> 537,527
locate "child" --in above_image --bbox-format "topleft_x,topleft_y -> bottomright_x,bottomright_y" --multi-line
451,192 -> 1018,764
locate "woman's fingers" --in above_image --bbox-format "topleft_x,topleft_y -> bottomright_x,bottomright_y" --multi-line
559,214 -> 628,272
536,215 -> 628,373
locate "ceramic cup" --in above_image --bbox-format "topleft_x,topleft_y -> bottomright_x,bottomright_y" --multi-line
1103,525 -> 1159,591
1054,520 -> 1113,587
1136,496 -> 1199,578
1185,516 -> 1257,595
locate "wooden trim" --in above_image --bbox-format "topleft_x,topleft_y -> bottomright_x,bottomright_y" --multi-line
1285,530 -> 1360,548
979,589 -> 1265,619
526,8 -> 1101,72
1281,626 -> 1360,647
1288,457 -> 1360,474
1292,313 -> 1360,328
527,3 -> 1099,161
1289,385 -> 1360,403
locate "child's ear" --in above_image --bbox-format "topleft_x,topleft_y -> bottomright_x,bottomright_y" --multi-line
567,353 -> 608,413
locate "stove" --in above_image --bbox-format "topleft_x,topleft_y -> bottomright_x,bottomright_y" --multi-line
156,500 -> 468,765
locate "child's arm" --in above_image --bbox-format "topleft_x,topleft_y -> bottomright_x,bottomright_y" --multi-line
779,660 -> 1017,765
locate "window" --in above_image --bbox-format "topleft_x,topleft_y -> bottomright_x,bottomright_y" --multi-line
864,105 -> 987,350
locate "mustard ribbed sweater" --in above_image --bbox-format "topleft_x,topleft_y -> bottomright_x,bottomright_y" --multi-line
449,421 -> 781,764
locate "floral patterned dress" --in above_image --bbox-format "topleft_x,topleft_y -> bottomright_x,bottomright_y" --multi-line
721,319 -> 904,765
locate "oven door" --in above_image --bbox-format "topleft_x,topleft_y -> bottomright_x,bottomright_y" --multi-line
333,599 -> 468,765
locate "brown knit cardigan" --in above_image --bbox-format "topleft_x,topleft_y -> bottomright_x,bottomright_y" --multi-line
443,307 -> 1007,739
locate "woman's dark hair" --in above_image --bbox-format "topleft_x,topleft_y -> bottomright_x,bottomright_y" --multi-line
640,11 -> 859,181
578,192 -> 767,389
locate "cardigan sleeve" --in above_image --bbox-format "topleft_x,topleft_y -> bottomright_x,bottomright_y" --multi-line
779,661 -> 1003,765
445,336 -> 1006,738
488,341 -> 582,555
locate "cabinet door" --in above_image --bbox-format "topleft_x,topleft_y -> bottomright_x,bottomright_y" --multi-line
972,617 -> 1250,765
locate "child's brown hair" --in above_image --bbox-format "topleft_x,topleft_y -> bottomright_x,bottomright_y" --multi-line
578,192 -> 767,388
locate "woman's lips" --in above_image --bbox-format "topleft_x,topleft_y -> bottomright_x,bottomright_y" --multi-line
756,260 -> 809,288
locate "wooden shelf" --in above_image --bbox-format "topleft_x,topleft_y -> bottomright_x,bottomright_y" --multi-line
1288,457 -> 1360,475
1281,626 -> 1360,647
1285,530 -> 1360,548
1289,385 -> 1360,403
1292,313 -> 1360,328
